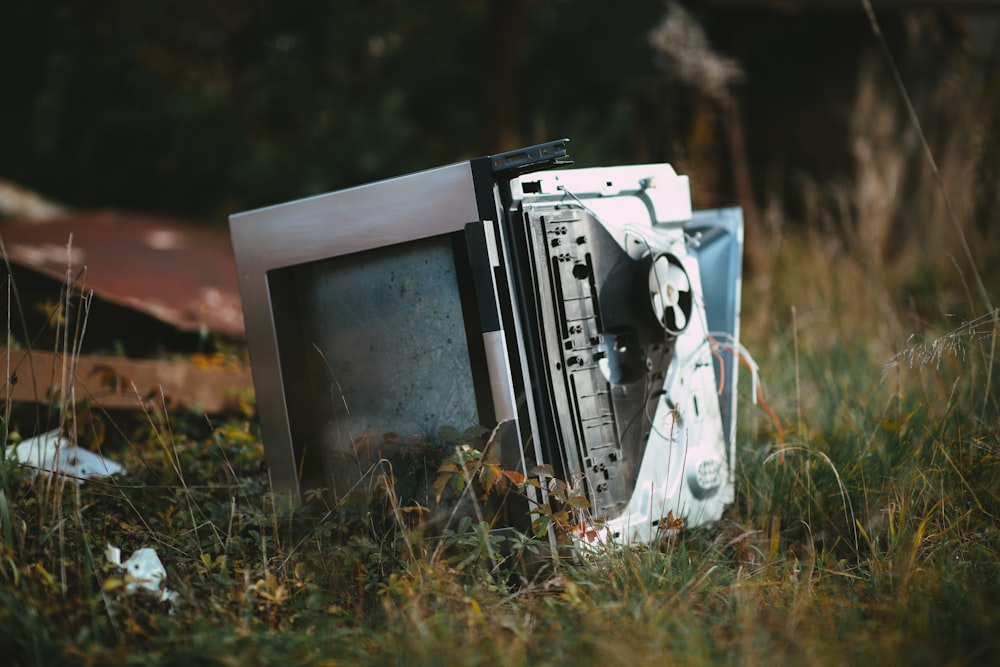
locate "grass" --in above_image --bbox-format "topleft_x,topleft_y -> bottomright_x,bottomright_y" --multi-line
1,229 -> 999,666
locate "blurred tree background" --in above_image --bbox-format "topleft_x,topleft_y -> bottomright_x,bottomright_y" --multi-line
2,0 -> 998,287
2,0 -> 672,220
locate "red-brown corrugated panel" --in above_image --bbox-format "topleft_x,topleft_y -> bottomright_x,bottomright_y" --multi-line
0,211 -> 245,337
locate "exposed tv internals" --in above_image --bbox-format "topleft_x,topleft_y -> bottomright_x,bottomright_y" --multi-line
230,140 -> 743,544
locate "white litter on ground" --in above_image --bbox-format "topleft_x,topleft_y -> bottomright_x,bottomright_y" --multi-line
106,544 -> 179,604
5,428 -> 126,483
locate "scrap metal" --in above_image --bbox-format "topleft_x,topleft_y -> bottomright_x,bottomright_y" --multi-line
0,210 -> 244,337
0,211 -> 252,413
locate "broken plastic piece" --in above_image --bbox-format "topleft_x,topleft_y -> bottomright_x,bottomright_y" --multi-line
106,544 -> 178,604
6,428 -> 126,483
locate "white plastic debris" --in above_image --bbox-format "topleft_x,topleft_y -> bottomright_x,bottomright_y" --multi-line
106,544 -> 178,604
5,428 -> 126,483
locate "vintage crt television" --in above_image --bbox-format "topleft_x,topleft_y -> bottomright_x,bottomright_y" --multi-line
229,140 -> 743,543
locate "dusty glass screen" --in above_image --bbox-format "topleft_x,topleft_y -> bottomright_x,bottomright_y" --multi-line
269,234 -> 480,497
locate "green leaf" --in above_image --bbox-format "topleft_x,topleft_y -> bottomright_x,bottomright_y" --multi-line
531,516 -> 552,538
433,473 -> 451,500
462,424 -> 490,439
438,425 -> 461,442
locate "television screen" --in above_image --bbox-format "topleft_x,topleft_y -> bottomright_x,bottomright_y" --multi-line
230,140 -> 743,544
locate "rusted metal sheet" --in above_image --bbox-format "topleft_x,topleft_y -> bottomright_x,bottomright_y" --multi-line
0,211 -> 244,337
0,348 -> 253,413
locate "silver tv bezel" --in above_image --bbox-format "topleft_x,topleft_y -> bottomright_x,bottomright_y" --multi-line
230,162 -> 487,501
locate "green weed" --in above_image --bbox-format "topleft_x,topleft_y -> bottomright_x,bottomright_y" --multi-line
1,227 -> 999,665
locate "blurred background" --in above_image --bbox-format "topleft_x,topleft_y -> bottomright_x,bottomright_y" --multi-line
1,0 -> 998,321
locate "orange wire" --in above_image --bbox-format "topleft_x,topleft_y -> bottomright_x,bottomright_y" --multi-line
708,334 -> 786,462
